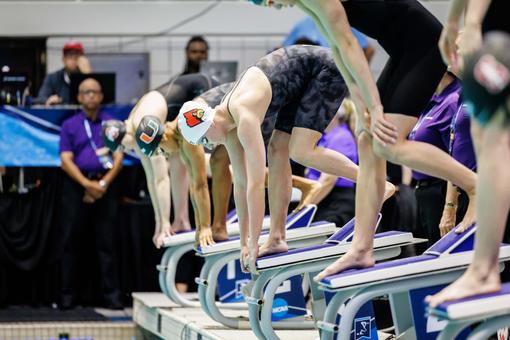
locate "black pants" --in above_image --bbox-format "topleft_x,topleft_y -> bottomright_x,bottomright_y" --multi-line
60,175 -> 121,306
314,186 -> 356,227
415,179 -> 469,247
175,251 -> 204,291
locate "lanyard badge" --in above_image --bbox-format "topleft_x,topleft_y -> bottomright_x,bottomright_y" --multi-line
84,119 -> 113,170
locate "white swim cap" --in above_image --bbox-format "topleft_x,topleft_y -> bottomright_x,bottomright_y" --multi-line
177,101 -> 216,145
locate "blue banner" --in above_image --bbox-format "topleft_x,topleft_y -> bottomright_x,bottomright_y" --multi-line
217,260 -> 307,321
0,105 -> 134,167
324,291 -> 378,340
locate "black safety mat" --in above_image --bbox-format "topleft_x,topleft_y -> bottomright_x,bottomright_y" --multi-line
0,306 -> 107,322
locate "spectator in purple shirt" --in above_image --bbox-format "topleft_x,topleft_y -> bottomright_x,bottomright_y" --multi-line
409,72 -> 476,246
438,100 -> 478,238
59,78 -> 123,310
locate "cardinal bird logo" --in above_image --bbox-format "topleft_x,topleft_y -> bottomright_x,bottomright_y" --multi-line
183,108 -> 205,127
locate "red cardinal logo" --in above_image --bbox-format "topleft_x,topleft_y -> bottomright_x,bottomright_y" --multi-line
183,108 -> 205,127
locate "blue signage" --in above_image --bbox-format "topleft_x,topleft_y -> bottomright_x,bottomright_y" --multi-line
217,260 -> 307,321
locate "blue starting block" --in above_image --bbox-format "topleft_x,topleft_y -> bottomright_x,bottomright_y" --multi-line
317,224 -> 510,340
428,282 -> 510,340
194,205 -> 338,329
243,215 -> 422,340
156,209 -> 271,307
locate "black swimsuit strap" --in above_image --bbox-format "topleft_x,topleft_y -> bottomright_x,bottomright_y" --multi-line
224,69 -> 251,120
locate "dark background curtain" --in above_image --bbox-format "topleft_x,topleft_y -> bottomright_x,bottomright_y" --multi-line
0,166 -> 163,307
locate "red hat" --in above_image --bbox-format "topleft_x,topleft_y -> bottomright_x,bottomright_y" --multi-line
63,42 -> 84,55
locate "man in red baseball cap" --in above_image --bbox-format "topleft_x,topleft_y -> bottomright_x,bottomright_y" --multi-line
36,41 -> 92,106
62,41 -> 85,56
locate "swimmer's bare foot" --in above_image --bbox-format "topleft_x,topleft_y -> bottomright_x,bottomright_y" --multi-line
293,178 -> 322,212
171,221 -> 192,233
455,192 -> 476,233
426,266 -> 501,308
313,248 -> 375,282
383,181 -> 396,202
258,238 -> 289,257
212,224 -> 229,242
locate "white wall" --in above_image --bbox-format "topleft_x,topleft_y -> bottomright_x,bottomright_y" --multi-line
0,1 -> 304,36
0,1 -> 451,88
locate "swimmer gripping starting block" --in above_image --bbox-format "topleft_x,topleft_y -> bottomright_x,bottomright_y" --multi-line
195,205 -> 338,329
244,215 -> 422,340
157,209 -> 271,307
428,283 -> 510,340
316,224 -> 510,340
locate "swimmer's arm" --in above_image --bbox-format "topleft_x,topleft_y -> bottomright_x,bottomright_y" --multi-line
180,142 -> 212,236
225,130 -> 249,246
140,153 -> 171,237
298,2 -> 354,87
465,0 -> 492,27
299,0 -> 382,112
236,114 -> 266,250
297,1 -> 370,115
445,0 -> 468,26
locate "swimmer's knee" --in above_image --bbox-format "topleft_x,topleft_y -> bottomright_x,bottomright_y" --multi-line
289,143 -> 312,165
268,132 -> 290,158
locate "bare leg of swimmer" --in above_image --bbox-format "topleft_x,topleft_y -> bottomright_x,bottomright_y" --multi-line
259,130 -> 292,257
288,127 -> 394,200
313,125 -> 385,281
168,153 -> 192,232
315,111 -> 478,280
210,145 -> 231,241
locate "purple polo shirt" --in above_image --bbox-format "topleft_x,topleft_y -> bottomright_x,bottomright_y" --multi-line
451,103 -> 477,172
60,110 -> 113,173
306,122 -> 358,188
409,80 -> 462,181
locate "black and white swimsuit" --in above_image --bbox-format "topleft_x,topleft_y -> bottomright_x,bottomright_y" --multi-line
230,45 -> 347,134
198,82 -> 234,107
